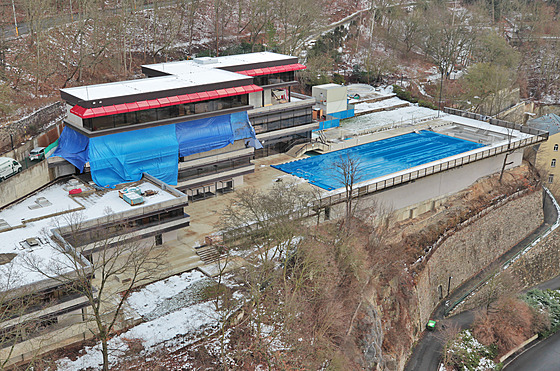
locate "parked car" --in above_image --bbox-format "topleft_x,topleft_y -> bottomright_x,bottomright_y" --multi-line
0,157 -> 22,181
426,319 -> 437,331
29,147 -> 46,161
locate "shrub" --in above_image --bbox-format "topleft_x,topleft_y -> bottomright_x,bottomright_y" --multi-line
524,289 -> 560,337
472,296 -> 534,355
444,330 -> 497,370
392,85 -> 417,103
418,99 -> 438,110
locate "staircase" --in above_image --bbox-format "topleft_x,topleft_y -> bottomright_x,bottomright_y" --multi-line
286,140 -> 331,158
195,245 -> 221,264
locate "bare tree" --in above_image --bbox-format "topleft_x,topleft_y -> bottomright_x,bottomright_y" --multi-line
23,211 -> 167,371
0,264 -> 42,370
499,127 -> 515,183
332,153 -> 362,231
275,0 -> 322,54
419,3 -> 476,110
222,181 -> 311,350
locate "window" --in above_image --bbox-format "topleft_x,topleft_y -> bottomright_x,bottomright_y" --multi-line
552,159 -> 557,168
549,174 -> 555,183
555,144 -> 559,151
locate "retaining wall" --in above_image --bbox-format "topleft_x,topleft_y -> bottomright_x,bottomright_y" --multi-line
414,189 -> 543,329
0,160 -> 52,209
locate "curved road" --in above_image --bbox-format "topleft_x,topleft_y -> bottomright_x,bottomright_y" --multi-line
405,188 -> 559,371
505,330 -> 560,370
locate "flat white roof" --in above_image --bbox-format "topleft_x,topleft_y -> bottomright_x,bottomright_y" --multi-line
61,67 -> 249,103
143,52 -> 296,75
0,179 -> 178,291
63,52 -> 297,103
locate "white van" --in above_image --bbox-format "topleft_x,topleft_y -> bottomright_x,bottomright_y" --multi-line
0,157 -> 22,182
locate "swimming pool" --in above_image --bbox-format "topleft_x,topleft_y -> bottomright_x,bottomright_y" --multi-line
272,130 -> 486,190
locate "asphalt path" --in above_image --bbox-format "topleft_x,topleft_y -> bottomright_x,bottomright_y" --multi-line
405,189 -> 559,371
505,331 -> 560,370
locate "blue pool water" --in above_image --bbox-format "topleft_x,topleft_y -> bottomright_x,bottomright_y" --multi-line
272,130 -> 485,190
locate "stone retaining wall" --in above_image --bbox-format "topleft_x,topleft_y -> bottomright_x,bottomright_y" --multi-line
414,189 -> 544,330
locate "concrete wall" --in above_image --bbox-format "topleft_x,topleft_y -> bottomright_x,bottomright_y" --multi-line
249,91 -> 263,108
0,160 -> 52,209
327,151 -> 523,222
414,189 -> 543,328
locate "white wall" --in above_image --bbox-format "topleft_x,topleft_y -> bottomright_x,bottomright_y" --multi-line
65,104 -> 83,127
327,151 -> 524,221
249,91 -> 263,108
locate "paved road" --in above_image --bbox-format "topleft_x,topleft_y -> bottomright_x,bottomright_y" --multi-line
405,188 -> 559,371
505,331 -> 560,370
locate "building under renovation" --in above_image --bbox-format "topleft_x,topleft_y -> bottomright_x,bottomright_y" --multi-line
53,52 -> 322,200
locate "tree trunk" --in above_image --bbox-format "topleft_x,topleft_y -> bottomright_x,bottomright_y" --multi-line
102,337 -> 109,371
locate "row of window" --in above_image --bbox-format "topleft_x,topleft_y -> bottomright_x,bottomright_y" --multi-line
178,156 -> 252,181
83,95 -> 249,131
66,208 -> 185,247
251,109 -> 313,134
0,281 -> 88,321
255,132 -> 311,159
253,71 -> 295,87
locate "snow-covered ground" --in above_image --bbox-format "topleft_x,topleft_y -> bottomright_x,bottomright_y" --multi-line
353,97 -> 410,114
57,269 -> 229,371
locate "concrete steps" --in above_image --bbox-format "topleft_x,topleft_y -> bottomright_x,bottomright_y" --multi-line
195,245 -> 221,264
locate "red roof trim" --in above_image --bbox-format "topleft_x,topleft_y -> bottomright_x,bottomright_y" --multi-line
147,99 -> 161,109
70,105 -> 87,117
70,84 -> 264,118
206,90 -> 220,99
157,97 -> 171,106
236,63 -> 306,77
114,104 -> 129,114
168,96 -> 180,104
136,101 -> 150,110
103,105 -> 117,115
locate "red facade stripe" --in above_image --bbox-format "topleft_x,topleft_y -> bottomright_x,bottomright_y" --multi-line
69,84 -> 264,119
235,63 -> 306,77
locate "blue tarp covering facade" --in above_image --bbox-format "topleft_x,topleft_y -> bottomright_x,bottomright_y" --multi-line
231,111 -> 263,149
52,112 -> 261,187
89,125 -> 179,187
52,126 -> 90,171
176,114 -> 234,158
272,130 -> 486,191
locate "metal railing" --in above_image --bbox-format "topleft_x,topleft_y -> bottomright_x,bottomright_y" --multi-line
293,141 -> 330,158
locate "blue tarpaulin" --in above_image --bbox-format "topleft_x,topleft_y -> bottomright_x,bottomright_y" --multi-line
176,114 -> 234,157
51,126 -> 90,171
272,131 -> 486,190
89,125 -> 179,187
231,111 -> 263,149
52,112 -> 262,187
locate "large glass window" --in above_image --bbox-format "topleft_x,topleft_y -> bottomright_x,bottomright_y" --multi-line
85,95 -> 249,131
254,71 -> 295,86
178,156 -> 252,181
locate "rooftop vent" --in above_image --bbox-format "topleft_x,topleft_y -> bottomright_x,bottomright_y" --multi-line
28,196 -> 52,209
194,57 -> 218,65
19,237 -> 43,250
